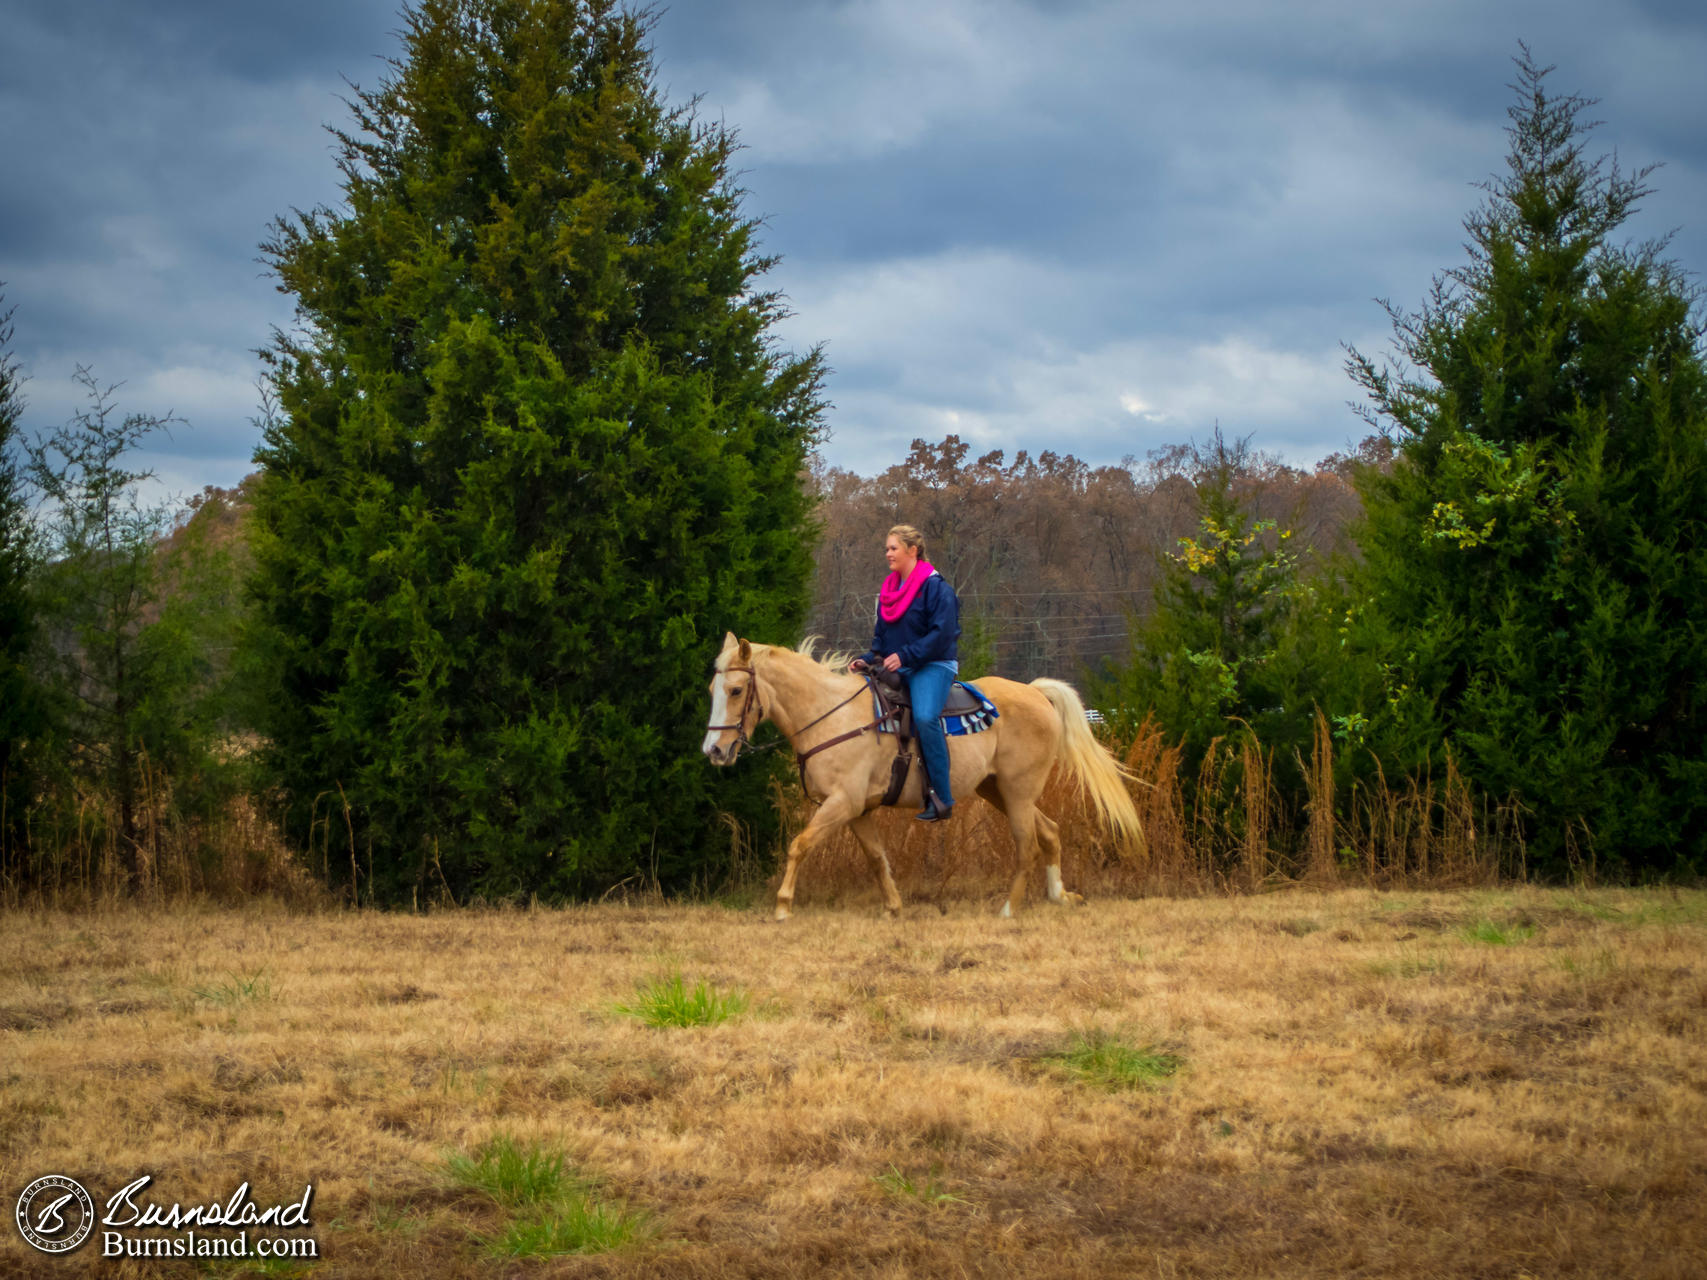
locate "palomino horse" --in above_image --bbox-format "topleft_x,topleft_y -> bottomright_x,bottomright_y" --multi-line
702,633 -> 1143,919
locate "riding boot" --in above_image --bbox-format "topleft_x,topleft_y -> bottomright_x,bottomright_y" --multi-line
915,789 -> 953,822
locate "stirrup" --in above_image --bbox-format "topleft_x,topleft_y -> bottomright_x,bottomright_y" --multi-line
915,791 -> 954,822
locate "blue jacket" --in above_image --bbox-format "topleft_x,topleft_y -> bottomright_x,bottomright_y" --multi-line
860,571 -> 961,669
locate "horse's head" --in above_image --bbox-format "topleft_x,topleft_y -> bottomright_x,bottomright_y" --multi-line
703,632 -> 761,765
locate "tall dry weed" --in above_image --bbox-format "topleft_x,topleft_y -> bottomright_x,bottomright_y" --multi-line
1300,711 -> 1338,884
1238,735 -> 1273,893
1335,748 -> 1508,888
1,763 -> 324,910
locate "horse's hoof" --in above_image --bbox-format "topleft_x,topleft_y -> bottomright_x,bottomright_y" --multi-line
774,906 -> 791,922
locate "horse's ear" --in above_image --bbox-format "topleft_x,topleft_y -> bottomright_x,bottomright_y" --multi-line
721,630 -> 739,653
737,637 -> 752,663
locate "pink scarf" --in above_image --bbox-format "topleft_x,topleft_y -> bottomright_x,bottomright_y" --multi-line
879,561 -> 936,623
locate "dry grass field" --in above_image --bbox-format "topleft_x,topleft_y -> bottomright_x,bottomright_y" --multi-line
3,888 -> 1705,1278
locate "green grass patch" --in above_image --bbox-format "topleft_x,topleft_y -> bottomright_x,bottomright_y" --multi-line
1562,896 -> 1625,923
615,970 -> 750,1028
369,1198 -> 425,1237
1460,918 -> 1538,946
481,1198 -> 650,1259
446,1133 -> 573,1207
448,1134 -> 650,1259
1642,893 -> 1707,927
873,1164 -> 967,1207
1040,1030 -> 1182,1092
1564,892 -> 1707,930
202,1256 -> 313,1278
1556,948 -> 1622,978
192,970 -> 272,1007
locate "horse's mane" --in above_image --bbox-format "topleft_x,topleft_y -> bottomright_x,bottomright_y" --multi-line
719,635 -> 856,674
793,635 -> 858,672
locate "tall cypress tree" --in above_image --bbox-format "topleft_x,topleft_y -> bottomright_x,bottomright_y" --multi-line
250,0 -> 824,903
0,292 -> 40,870
1347,51 -> 1707,877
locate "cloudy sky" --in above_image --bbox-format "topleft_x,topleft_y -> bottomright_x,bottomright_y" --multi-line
3,0 -> 1704,500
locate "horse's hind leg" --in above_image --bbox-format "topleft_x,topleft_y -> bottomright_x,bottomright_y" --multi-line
849,810 -> 903,917
1001,802 -> 1040,918
977,779 -> 1041,919
980,778 -> 1073,916
1035,813 -> 1081,906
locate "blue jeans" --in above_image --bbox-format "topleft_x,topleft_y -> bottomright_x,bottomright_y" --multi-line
904,660 -> 958,805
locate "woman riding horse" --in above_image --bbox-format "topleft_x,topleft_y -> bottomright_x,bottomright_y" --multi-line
851,524 -> 960,822
702,633 -> 1145,918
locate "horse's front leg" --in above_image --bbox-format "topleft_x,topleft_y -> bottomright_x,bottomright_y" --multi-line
775,791 -> 858,921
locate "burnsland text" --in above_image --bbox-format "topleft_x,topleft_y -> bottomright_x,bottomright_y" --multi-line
103,1177 -> 314,1230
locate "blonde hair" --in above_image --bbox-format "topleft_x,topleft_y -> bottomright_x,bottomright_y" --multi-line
887,523 -> 927,560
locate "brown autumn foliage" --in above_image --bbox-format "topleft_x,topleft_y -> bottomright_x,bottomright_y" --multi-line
173,430 -> 1381,693
807,432 -> 1387,680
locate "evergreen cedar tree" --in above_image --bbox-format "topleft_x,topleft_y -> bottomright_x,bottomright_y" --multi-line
249,0 -> 825,903
1346,50 -> 1707,878
0,293 -> 41,864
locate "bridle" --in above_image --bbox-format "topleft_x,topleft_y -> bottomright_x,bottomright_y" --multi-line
707,661 -> 899,791
706,664 -> 771,753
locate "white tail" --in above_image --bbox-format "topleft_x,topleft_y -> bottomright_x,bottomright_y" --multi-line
1032,679 -> 1146,857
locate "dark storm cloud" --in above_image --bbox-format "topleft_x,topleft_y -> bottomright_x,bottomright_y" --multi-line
0,1 -> 398,494
647,0 -> 1707,463
2,0 -> 1704,493
11,0 -> 395,80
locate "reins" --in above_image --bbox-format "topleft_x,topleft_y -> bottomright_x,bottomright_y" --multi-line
708,664 -> 898,793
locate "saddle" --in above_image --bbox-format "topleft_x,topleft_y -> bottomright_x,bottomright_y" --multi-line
864,668 -> 984,806
866,666 -> 986,717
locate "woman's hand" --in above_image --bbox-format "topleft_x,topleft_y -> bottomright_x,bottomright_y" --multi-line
882,653 -> 902,673
849,658 -> 868,673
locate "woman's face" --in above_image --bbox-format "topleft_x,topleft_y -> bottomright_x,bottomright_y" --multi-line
885,535 -> 917,575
